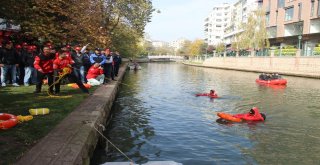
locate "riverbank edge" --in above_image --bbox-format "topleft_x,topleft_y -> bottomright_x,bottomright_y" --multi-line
183,61 -> 320,79
16,63 -> 128,165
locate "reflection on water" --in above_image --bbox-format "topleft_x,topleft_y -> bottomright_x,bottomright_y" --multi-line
92,63 -> 320,165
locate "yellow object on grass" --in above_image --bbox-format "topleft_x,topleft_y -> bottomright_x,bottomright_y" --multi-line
17,115 -> 33,123
67,83 -> 76,87
29,108 -> 50,115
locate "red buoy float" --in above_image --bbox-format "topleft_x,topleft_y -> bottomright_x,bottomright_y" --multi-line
0,113 -> 18,130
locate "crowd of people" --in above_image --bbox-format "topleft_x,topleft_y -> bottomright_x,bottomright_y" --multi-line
258,73 -> 282,81
0,40 -> 122,95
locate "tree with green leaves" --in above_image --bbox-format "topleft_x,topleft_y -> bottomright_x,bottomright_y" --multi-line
215,42 -> 226,53
232,9 -> 269,51
177,40 -> 191,56
0,0 -> 154,56
188,39 -> 205,56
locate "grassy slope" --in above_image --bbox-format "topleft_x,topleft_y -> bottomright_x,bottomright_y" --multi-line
0,85 -> 95,164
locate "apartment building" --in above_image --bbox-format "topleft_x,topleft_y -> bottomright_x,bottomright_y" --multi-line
170,38 -> 187,52
204,3 -> 232,46
224,0 -> 261,45
263,0 -> 320,55
152,41 -> 169,48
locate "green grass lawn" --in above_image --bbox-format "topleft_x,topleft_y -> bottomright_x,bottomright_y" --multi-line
0,84 -> 96,164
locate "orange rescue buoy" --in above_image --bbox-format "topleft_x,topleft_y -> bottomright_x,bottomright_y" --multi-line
0,113 -> 18,130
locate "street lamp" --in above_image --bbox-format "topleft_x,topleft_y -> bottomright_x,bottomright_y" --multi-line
298,35 -> 302,49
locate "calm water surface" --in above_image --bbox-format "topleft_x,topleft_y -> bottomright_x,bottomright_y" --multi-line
92,63 -> 320,165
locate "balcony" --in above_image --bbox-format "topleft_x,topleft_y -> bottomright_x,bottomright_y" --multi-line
284,22 -> 303,37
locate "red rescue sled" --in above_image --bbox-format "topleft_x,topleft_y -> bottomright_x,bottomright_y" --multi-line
217,107 -> 265,122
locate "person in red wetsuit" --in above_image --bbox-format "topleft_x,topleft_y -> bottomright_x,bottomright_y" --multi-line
196,89 -> 218,97
86,63 -> 105,86
53,51 -> 89,95
33,46 -> 55,93
233,107 -> 266,121
209,90 -> 217,96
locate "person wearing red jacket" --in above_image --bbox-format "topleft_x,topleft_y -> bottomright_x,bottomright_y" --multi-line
53,51 -> 89,94
86,63 -> 105,86
233,107 -> 266,121
33,46 -> 55,93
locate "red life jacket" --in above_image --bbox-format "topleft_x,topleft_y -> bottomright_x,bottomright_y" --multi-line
86,65 -> 104,79
53,57 -> 74,71
34,53 -> 55,73
233,107 -> 265,121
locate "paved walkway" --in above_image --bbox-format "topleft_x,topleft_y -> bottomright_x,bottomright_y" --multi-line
16,64 -> 128,165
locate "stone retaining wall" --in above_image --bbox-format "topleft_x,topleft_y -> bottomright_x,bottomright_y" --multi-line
191,57 -> 320,78
16,64 -> 128,165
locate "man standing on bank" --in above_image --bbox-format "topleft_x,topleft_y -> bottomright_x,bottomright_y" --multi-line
113,51 -> 122,77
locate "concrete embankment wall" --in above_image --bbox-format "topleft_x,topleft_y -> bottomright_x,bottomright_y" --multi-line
187,57 -> 320,79
16,64 -> 128,165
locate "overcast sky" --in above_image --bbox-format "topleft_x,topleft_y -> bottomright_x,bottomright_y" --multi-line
145,0 -> 236,42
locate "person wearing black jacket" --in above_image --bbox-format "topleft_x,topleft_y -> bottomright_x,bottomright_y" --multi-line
16,44 -> 25,85
113,51 -> 122,77
103,49 -> 115,81
23,46 -> 37,86
71,47 -> 85,83
82,49 -> 91,83
0,41 -> 20,87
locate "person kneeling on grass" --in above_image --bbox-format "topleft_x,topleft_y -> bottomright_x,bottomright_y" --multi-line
86,63 -> 105,86
53,51 -> 89,95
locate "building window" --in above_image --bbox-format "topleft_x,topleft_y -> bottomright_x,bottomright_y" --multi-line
278,0 -> 285,8
311,0 -> 315,17
285,7 -> 294,21
266,13 -> 270,26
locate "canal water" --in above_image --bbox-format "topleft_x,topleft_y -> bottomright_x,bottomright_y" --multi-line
92,63 -> 320,165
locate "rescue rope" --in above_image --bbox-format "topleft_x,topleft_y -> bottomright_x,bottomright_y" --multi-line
120,82 -> 131,87
93,125 -> 135,164
47,67 -> 72,98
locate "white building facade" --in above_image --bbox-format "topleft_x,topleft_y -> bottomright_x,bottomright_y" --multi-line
224,0 -> 261,45
169,38 -> 187,52
151,41 -> 169,48
204,0 -> 261,46
204,3 -> 232,46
